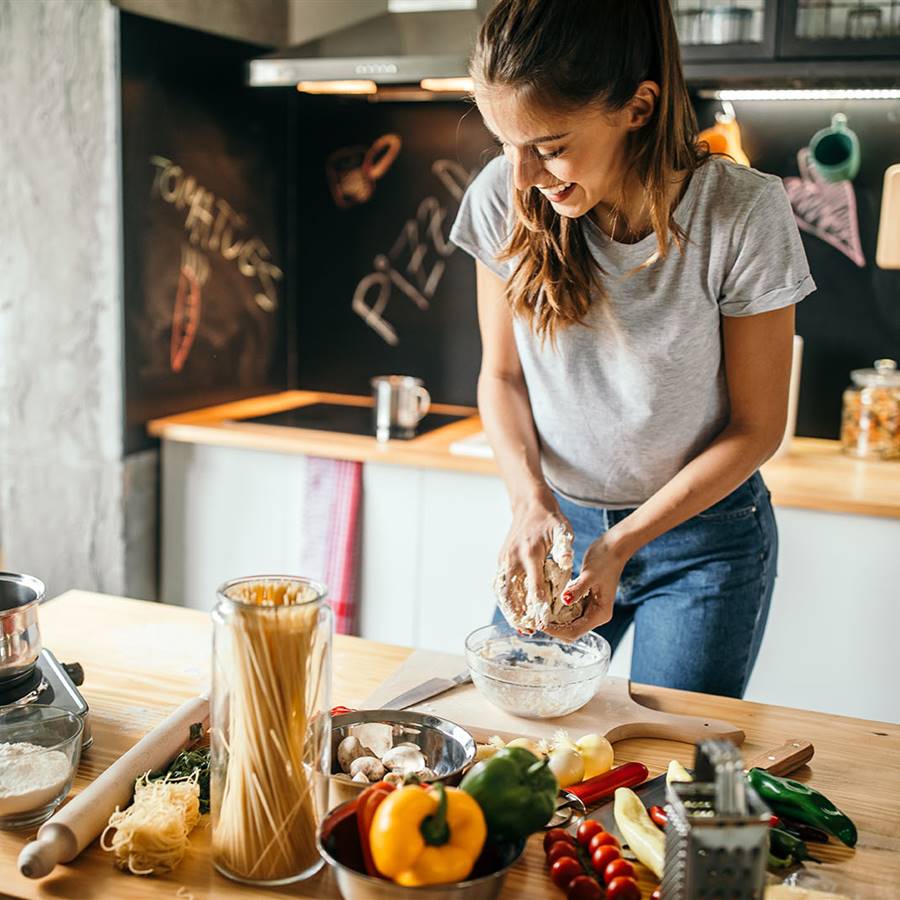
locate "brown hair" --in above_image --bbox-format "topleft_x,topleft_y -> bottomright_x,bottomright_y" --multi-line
472,0 -> 707,340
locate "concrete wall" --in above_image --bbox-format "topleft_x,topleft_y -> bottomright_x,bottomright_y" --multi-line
0,0 -> 139,599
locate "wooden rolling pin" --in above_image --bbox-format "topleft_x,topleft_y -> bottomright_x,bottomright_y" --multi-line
18,695 -> 209,879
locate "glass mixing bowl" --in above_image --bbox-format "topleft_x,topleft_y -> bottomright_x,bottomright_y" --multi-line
0,705 -> 83,830
464,624 -> 611,719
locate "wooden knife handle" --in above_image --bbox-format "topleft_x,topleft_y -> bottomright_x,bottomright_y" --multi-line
743,738 -> 814,776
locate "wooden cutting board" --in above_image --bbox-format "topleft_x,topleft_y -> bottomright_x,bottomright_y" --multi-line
364,649 -> 744,746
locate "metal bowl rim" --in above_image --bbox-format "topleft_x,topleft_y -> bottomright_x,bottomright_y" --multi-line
331,709 -> 477,779
317,798 -> 526,892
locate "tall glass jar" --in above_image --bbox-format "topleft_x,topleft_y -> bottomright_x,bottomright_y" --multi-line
210,576 -> 332,885
840,359 -> 900,460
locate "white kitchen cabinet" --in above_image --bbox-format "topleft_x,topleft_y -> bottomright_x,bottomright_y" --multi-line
160,440 -> 899,722
160,441 -> 309,610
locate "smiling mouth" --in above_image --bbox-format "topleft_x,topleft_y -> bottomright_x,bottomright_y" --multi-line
538,182 -> 575,200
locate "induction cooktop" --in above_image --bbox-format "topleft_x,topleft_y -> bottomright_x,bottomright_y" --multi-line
238,403 -> 467,439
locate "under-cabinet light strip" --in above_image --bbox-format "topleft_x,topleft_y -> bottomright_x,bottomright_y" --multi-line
709,89 -> 900,101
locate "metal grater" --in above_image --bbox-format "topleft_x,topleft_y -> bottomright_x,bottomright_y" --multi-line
661,740 -> 771,899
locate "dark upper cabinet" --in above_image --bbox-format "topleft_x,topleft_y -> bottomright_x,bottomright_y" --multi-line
675,0 -> 900,65
780,0 -> 900,58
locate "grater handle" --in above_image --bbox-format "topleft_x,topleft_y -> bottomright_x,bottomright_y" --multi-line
743,738 -> 814,776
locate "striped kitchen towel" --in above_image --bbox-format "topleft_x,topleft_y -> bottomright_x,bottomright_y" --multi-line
299,457 -> 363,635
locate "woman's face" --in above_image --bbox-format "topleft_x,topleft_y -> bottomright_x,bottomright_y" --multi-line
475,85 -> 633,219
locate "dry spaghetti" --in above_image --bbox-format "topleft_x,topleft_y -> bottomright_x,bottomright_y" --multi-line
100,772 -> 200,875
211,578 -> 330,883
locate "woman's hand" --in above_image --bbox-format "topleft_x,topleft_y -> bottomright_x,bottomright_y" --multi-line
543,533 -> 629,640
500,493 -> 571,611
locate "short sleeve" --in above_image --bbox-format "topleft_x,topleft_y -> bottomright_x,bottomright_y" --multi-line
449,155 -> 515,279
718,177 -> 816,317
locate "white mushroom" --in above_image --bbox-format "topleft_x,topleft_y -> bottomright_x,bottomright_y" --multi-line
348,723 -> 394,760
350,756 -> 385,782
414,768 -> 437,782
382,745 -> 427,774
352,771 -> 370,783
337,735 -> 367,773
383,772 -> 405,787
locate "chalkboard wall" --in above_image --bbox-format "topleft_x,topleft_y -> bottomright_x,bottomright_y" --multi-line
291,96 -> 495,407
696,99 -> 900,440
122,13 -> 288,453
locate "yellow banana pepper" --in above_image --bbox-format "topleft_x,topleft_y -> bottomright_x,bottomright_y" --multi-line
369,783 -> 487,887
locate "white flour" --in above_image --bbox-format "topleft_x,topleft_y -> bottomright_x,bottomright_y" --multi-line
0,741 -> 71,816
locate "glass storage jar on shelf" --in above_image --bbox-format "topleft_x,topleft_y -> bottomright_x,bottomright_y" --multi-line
210,576 -> 332,886
840,358 -> 900,460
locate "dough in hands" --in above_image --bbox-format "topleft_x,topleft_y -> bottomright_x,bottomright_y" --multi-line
493,524 -> 585,632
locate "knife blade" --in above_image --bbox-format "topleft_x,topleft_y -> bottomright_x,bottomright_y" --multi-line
379,671 -> 472,710
589,738 -> 814,840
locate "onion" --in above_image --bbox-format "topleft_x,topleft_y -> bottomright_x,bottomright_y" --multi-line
575,733 -> 614,780
548,746 -> 584,788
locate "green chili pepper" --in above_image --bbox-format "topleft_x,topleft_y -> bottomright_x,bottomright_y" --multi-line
768,826 -> 818,866
747,768 -> 857,848
460,747 -> 558,840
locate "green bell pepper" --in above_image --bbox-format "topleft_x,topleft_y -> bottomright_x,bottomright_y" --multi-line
747,768 -> 857,848
460,747 -> 558,840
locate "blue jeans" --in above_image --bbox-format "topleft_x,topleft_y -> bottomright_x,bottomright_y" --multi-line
495,472 -> 778,699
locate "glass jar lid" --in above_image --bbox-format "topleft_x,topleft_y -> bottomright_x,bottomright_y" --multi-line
850,358 -> 900,388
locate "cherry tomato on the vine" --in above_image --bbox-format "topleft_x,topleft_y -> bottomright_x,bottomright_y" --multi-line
590,844 -> 621,874
576,819 -> 605,847
544,828 -> 576,853
606,875 -> 642,900
550,857 -> 584,889
588,831 -> 620,854
546,841 -> 579,866
566,874 -> 603,900
603,857 -> 636,884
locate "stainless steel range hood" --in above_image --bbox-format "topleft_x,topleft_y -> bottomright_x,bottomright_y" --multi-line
248,0 -> 490,89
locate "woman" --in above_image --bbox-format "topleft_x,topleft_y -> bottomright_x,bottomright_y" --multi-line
449,0 -> 814,698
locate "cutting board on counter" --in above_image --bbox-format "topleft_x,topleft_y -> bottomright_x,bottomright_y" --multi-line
364,649 -> 744,746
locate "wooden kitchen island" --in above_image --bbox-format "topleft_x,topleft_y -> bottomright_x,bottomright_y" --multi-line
2,591 -> 898,899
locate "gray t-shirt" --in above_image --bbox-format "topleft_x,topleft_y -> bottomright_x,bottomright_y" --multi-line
450,155 -> 815,508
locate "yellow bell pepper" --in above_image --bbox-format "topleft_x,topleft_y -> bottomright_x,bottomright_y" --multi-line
369,783 -> 487,887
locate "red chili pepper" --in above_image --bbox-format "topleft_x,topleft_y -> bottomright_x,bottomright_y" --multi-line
331,705 -> 355,716
568,762 -> 649,805
649,805 -> 668,828
769,814 -> 781,828
356,780 -> 396,876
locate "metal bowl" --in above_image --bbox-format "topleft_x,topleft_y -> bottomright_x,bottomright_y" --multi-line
317,799 -> 525,900
330,710 -> 476,804
0,573 -> 45,685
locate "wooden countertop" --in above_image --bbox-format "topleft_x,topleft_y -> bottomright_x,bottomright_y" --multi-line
2,591 -> 898,899
149,391 -> 900,519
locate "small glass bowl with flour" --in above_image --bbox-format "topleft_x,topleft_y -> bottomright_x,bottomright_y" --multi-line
465,624 -> 611,719
0,705 -> 83,830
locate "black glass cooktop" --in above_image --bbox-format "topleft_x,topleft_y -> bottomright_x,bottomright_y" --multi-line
239,403 -> 467,439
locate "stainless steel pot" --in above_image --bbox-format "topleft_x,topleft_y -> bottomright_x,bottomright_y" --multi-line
0,573 -> 44,684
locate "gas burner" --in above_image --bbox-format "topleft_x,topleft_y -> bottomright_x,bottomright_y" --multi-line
0,649 -> 92,749
0,665 -> 48,706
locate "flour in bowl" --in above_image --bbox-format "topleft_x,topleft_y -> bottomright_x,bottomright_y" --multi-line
0,741 -> 71,815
